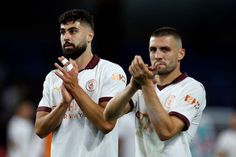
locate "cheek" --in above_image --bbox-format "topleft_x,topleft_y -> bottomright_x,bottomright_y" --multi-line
60,37 -> 64,43
165,55 -> 176,65
149,55 -> 155,64
171,61 -> 178,68
77,35 -> 86,43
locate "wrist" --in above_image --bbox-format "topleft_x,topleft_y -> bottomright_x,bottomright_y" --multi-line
60,102 -> 70,108
129,82 -> 139,92
141,79 -> 154,88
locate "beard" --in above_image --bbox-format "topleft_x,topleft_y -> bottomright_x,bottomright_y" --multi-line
62,42 -> 87,60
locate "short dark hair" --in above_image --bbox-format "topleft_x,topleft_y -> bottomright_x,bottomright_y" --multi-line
58,9 -> 94,31
151,26 -> 182,42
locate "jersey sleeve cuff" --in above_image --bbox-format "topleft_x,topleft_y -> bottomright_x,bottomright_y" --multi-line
128,99 -> 134,112
169,111 -> 190,131
36,106 -> 52,112
99,97 -> 113,104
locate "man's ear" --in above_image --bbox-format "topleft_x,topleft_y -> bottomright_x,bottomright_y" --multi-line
178,48 -> 185,61
87,31 -> 94,43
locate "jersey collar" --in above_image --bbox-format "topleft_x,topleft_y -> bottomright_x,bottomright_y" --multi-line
79,54 -> 100,72
157,73 -> 188,90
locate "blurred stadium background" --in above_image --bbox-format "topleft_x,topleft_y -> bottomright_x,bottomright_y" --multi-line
0,0 -> 236,156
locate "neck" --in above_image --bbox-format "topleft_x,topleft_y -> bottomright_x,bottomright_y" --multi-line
74,48 -> 93,71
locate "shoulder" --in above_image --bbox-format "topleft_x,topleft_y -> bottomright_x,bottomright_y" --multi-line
182,76 -> 206,106
98,59 -> 127,83
181,76 -> 205,92
98,59 -> 126,75
43,69 -> 60,83
99,58 -> 124,70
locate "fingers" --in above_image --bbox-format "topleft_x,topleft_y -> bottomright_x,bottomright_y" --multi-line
129,60 -> 139,75
54,56 -> 79,82
69,59 -> 78,70
135,55 -> 144,65
129,55 -> 148,75
54,63 -> 67,79
61,57 -> 68,65
57,56 -> 74,72
54,56 -> 71,78
58,56 -> 69,66
65,63 -> 73,72
148,65 -> 158,74
136,55 -> 149,71
129,55 -> 156,84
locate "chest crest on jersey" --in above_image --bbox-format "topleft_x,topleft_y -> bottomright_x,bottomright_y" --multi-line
85,79 -> 96,92
164,95 -> 176,110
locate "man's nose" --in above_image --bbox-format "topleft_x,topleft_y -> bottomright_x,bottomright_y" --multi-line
154,51 -> 162,59
63,32 -> 71,40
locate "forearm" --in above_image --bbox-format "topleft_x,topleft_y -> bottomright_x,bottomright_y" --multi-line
142,84 -> 174,140
104,83 -> 137,121
35,104 -> 68,138
69,85 -> 115,133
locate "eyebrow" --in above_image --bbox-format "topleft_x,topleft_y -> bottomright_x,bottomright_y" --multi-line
60,26 -> 79,31
149,46 -> 157,50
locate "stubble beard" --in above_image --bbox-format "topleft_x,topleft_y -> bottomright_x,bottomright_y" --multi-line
157,64 -> 176,76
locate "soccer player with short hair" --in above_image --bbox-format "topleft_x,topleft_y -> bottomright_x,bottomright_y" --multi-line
104,27 -> 206,157
35,9 -> 127,157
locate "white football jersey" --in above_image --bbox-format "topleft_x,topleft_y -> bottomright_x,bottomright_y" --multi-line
132,73 -> 206,157
37,55 -> 127,157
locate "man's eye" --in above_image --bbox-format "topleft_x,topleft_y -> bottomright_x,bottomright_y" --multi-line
69,29 -> 78,34
161,47 -> 170,53
149,47 -> 157,52
60,30 -> 65,35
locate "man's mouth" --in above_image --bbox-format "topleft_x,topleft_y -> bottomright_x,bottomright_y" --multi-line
64,43 -> 74,48
154,62 -> 166,70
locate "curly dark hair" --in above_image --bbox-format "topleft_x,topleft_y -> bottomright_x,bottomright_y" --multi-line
58,9 -> 94,31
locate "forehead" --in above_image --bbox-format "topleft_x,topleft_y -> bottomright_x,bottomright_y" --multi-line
60,21 -> 82,29
149,36 -> 176,47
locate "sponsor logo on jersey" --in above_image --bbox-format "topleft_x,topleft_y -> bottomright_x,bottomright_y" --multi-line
112,73 -> 126,83
64,112 -> 85,119
86,79 -> 96,92
184,95 -> 200,109
53,87 -> 61,92
64,101 -> 85,119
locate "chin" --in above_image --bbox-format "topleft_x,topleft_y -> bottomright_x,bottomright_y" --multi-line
157,70 -> 169,75
64,48 -> 74,54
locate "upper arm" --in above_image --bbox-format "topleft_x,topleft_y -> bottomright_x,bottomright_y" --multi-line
35,111 -> 50,128
34,111 -> 50,138
99,63 -> 127,99
169,82 -> 206,131
36,111 -> 49,120
169,115 -> 186,135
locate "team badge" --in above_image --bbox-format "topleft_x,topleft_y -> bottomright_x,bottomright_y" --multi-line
164,95 -> 176,109
86,79 -> 96,92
